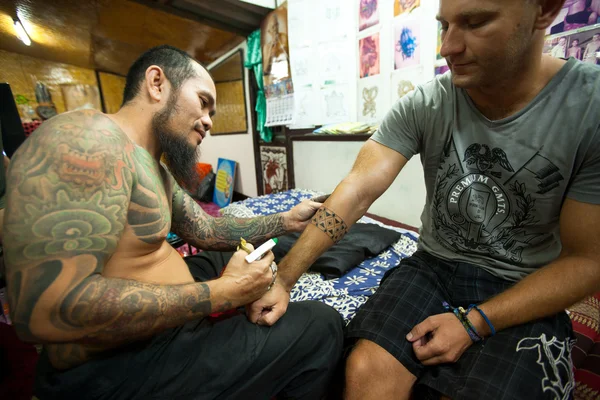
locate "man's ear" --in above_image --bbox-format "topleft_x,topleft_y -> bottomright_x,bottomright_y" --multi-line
144,66 -> 167,103
533,0 -> 566,30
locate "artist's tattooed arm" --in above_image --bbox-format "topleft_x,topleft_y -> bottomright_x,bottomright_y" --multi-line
3,111 -> 229,368
171,181 -> 287,250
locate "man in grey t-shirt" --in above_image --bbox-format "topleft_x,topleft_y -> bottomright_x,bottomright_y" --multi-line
246,0 -> 600,399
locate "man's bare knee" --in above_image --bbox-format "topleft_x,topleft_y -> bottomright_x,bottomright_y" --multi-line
345,339 -> 416,400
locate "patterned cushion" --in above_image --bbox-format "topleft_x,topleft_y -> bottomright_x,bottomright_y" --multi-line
569,294 -> 600,400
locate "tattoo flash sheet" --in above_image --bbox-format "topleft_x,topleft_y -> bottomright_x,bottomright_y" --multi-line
390,66 -> 429,104
394,17 -> 421,70
358,75 -> 387,123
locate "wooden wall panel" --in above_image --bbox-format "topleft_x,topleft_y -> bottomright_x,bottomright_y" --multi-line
0,0 -> 245,76
0,49 -> 98,116
98,71 -> 126,114
211,80 -> 247,135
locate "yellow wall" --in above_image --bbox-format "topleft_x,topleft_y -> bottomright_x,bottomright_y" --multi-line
98,72 -> 126,114
0,49 -> 98,116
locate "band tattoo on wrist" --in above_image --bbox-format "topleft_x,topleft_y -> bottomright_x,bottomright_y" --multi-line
311,207 -> 348,243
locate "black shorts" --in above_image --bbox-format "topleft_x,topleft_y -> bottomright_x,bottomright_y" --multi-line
346,251 -> 575,400
35,252 -> 344,400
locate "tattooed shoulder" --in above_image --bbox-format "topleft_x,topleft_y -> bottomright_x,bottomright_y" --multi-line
4,110 -> 135,266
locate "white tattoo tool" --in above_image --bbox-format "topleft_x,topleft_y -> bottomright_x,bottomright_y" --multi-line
244,238 -> 278,263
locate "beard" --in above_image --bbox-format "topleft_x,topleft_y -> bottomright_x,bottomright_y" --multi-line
152,92 -> 199,190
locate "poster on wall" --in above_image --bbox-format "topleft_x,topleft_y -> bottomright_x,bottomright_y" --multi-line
262,2 -> 295,126
213,158 -> 237,208
359,33 -> 381,78
544,27 -> 600,64
319,0 -> 352,42
358,75 -> 386,122
390,66 -> 427,104
394,18 -> 421,70
359,0 -> 380,31
435,65 -> 451,76
292,85 -> 318,126
436,22 -> 444,60
394,0 -> 420,17
260,146 -> 288,195
547,1 -> 600,35
318,42 -> 354,84
320,84 -> 352,124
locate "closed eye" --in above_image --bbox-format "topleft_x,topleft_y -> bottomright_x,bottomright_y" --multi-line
467,20 -> 488,29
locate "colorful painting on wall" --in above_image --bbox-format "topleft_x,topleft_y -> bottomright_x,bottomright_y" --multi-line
261,2 -> 291,89
359,0 -> 379,31
435,65 -> 450,76
394,19 -> 421,70
359,33 -> 381,78
394,0 -> 420,17
436,22 -> 444,60
260,146 -> 288,195
213,158 -> 237,208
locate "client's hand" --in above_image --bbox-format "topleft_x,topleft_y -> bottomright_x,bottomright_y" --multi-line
246,280 -> 290,326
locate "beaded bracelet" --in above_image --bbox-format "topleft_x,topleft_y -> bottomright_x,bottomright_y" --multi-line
443,301 -> 483,342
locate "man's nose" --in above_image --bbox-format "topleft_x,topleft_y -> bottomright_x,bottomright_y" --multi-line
440,26 -> 466,59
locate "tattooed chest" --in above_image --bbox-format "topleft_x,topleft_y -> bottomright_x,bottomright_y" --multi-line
128,152 -> 172,245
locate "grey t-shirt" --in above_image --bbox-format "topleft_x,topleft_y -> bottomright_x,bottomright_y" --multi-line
371,58 -> 600,282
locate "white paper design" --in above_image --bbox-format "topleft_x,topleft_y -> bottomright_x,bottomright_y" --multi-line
358,75 -> 386,123
390,66 -> 429,104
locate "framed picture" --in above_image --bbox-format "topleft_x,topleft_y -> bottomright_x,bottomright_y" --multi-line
260,146 -> 288,195
213,158 -> 237,208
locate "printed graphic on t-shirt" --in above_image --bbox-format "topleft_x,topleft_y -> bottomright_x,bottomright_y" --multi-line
432,140 -> 564,264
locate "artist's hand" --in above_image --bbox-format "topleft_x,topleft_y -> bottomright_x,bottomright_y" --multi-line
406,313 -> 477,366
221,249 -> 275,307
284,199 -> 323,233
245,280 -> 290,326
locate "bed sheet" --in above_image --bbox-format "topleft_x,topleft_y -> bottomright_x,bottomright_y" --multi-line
222,189 -> 419,323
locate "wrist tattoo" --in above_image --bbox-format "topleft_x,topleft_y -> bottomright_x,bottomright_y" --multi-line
311,207 -> 348,243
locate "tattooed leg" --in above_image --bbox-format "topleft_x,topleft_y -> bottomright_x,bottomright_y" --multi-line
311,207 -> 349,243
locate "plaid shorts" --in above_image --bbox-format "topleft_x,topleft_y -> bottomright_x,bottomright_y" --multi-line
346,251 -> 575,400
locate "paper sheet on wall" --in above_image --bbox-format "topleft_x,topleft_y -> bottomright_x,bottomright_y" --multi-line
291,85 -> 318,127
320,84 -> 352,124
265,94 -> 295,127
358,75 -> 386,123
390,66 -> 429,104
289,47 -> 314,87
318,0 -> 353,43
287,0 -> 316,48
318,42 -> 354,85
288,0 -> 357,126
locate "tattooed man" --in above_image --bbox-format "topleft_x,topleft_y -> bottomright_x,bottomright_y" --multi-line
4,45 -> 343,400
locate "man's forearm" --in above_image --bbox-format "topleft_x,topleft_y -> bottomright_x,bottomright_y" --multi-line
37,274 -> 235,370
176,213 -> 288,251
473,255 -> 600,336
19,272 -> 234,346
278,180 -> 372,289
